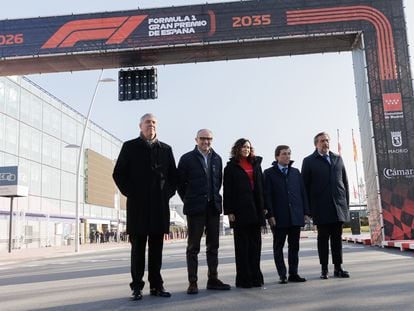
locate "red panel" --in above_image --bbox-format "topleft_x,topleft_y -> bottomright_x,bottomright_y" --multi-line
383,93 -> 403,112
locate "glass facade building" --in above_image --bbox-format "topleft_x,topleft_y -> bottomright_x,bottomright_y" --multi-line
0,76 -> 126,251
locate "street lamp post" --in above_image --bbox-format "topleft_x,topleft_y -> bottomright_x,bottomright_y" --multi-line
113,158 -> 121,243
72,70 -> 115,252
114,191 -> 121,243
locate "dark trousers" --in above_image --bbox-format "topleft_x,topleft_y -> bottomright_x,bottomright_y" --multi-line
186,206 -> 220,283
130,234 -> 164,291
233,224 -> 263,286
272,226 -> 301,277
317,222 -> 343,268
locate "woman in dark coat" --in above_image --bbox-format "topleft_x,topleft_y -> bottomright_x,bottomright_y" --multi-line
223,138 -> 266,288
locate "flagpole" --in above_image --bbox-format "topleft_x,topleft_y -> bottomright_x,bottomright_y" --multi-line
337,128 -> 342,155
355,165 -> 361,204
352,129 -> 361,204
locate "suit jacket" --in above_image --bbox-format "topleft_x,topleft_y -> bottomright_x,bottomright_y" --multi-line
177,147 -> 223,216
112,137 -> 177,236
223,157 -> 265,228
263,161 -> 310,228
301,150 -> 349,225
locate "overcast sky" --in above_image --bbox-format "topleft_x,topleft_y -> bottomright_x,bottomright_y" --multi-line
1,0 -> 413,204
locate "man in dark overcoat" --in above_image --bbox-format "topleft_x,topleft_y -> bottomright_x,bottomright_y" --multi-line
177,129 -> 231,295
264,145 -> 309,284
113,113 -> 177,300
301,132 -> 350,279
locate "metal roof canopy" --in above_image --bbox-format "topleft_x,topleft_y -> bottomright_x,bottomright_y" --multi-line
0,34 -> 359,75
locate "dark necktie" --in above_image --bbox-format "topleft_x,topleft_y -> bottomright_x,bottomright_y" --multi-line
323,154 -> 331,165
282,167 -> 288,175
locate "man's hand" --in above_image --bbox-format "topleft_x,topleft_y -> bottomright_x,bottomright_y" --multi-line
268,217 -> 276,227
228,214 -> 235,222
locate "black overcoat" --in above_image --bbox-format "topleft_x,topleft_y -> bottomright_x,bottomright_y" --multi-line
112,137 -> 177,236
301,150 -> 349,225
223,157 -> 265,227
263,161 -> 310,228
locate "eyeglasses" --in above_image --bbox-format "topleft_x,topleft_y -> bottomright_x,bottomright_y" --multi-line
198,137 -> 213,141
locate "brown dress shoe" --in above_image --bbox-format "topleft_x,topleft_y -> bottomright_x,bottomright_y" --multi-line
187,282 -> 198,294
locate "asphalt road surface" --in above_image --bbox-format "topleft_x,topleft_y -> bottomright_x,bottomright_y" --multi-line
1,234 -> 413,311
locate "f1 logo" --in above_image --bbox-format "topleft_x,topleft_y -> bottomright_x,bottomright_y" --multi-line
41,15 -> 147,49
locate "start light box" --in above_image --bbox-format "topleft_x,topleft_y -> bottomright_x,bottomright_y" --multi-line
118,68 -> 158,101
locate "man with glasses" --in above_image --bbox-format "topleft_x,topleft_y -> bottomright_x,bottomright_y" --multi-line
177,129 -> 231,295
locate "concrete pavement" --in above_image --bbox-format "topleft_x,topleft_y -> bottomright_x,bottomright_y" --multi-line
1,234 -> 414,310
0,241 -> 130,266
0,232 -> 312,266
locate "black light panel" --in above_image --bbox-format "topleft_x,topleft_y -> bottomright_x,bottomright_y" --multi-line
118,68 -> 157,101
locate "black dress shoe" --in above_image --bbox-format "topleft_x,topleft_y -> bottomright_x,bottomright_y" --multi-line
207,279 -> 231,290
320,270 -> 329,279
131,289 -> 143,301
279,276 -> 288,284
288,274 -> 307,282
334,269 -> 350,278
150,287 -> 171,297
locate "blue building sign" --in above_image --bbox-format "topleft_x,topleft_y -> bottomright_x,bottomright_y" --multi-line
0,166 -> 18,186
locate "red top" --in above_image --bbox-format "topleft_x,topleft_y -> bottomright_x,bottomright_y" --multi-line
239,157 -> 254,190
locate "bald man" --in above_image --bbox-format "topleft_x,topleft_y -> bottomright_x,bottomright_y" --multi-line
177,129 -> 231,294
